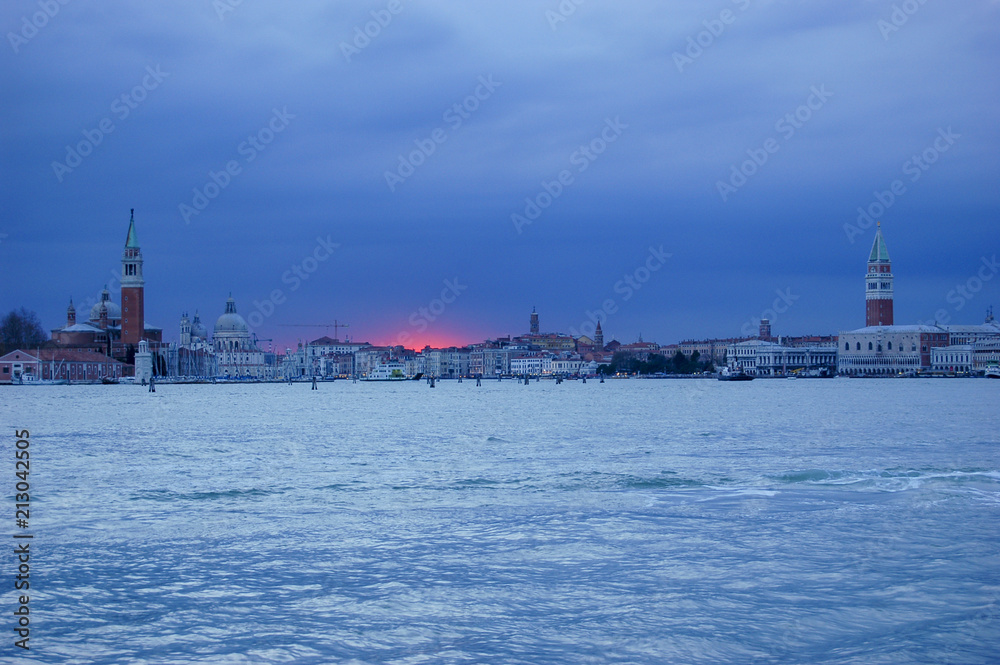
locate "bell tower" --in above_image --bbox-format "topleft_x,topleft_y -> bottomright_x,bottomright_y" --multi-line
865,223 -> 893,327
121,209 -> 145,345
530,307 -> 539,334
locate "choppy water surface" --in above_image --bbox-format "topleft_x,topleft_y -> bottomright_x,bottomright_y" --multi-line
3,379 -> 999,664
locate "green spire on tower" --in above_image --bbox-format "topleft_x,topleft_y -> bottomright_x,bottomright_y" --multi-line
125,208 -> 139,248
868,222 -> 890,262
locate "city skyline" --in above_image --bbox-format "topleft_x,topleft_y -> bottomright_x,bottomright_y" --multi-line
32,214 -> 1000,355
3,2 -> 999,349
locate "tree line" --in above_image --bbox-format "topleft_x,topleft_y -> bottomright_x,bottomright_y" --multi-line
0,308 -> 48,356
597,350 -> 715,376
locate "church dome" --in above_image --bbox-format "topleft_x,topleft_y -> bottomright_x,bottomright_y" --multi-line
214,296 -> 249,334
191,312 -> 208,340
89,288 -> 121,322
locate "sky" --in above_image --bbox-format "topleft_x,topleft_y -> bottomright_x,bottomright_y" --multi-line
2,0 -> 999,351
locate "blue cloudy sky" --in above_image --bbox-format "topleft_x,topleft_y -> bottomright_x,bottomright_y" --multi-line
2,0 -> 998,349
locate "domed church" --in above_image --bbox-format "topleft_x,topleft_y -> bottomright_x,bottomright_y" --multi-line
212,295 -> 265,378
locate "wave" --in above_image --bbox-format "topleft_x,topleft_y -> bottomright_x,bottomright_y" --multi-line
130,487 -> 282,502
768,468 -> 1000,492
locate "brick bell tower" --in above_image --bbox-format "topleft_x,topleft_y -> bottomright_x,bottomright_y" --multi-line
865,222 -> 893,327
121,209 -> 145,345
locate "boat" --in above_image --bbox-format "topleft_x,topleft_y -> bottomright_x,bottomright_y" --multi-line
718,367 -> 754,381
986,363 -> 1000,379
363,362 -> 408,381
798,367 -> 835,378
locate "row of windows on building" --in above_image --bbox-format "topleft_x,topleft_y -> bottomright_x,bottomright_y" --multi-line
845,341 -> 925,352
839,356 -> 921,366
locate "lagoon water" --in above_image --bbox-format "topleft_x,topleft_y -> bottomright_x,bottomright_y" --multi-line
3,379 -> 999,664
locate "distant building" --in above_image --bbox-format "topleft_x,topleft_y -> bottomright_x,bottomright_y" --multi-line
727,339 -> 837,376
511,352 -> 553,376
422,347 -> 471,378
550,357 -> 583,375
759,318 -> 772,341
514,333 -> 576,352
50,297 -> 112,350
0,348 -> 127,384
176,311 -> 217,377
931,345 -> 973,373
838,227 -> 1000,376
617,336 -> 659,361
213,295 -> 267,379
49,210 -> 164,375
470,342 -> 515,377
973,338 -> 1000,372
837,325 -> 947,376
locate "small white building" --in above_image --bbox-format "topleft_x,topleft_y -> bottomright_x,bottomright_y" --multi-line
931,345 -> 973,373
728,340 -> 837,377
551,358 -> 583,375
511,353 -> 553,376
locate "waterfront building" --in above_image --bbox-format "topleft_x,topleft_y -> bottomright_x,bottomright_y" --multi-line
307,336 -> 370,358
0,348 -> 127,383
421,347 -> 471,378
727,340 -> 838,376
837,325 -> 946,376
354,346 -> 393,378
931,345 -> 973,373
295,336 -> 372,378
973,339 -> 1000,372
213,295 -> 266,379
470,343 -> 514,377
550,357 -> 583,375
323,353 -> 355,378
836,228 -> 1000,376
511,352 -> 553,376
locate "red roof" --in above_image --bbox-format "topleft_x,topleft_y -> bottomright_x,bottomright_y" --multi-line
0,348 -> 125,365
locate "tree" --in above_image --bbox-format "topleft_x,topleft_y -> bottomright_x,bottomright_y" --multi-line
672,350 -> 689,373
0,307 -> 47,355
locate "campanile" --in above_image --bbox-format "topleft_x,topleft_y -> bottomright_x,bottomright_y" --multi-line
865,223 -> 893,327
121,209 -> 145,345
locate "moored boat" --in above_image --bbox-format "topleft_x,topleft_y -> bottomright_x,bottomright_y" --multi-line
363,362 -> 408,381
718,367 -> 754,381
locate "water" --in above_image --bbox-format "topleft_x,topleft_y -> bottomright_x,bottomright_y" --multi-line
2,379 -> 998,664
